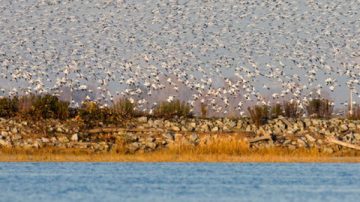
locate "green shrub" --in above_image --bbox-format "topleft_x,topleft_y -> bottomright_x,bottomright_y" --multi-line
283,101 -> 300,118
247,105 -> 270,126
79,101 -> 104,128
270,103 -> 283,119
348,104 -> 360,120
154,100 -> 193,119
0,97 -> 19,118
15,94 -> 69,120
200,103 -> 208,118
111,98 -> 137,118
17,94 -> 36,117
79,101 -> 122,128
305,98 -> 333,118
31,94 -> 70,120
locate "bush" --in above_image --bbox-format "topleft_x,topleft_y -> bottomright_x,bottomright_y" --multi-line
154,100 -> 193,119
15,94 -> 70,120
0,97 -> 19,118
305,98 -> 333,118
31,94 -> 70,120
17,94 -> 36,116
248,105 -> 270,126
79,101 -> 104,128
348,104 -> 360,120
79,101 -> 122,128
111,98 -> 138,118
283,101 -> 300,118
270,103 -> 283,119
200,103 -> 208,118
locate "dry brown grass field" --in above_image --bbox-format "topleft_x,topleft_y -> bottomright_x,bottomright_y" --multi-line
1,139 -> 359,162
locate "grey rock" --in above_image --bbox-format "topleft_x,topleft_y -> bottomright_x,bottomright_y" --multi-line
187,122 -> 196,129
189,133 -> 199,144
354,133 -> 360,140
153,120 -> 164,127
226,121 -> 237,128
245,125 -> 252,132
200,124 -> 209,132
146,137 -> 155,143
236,120 -> 243,129
162,132 -> 175,141
323,147 -> 334,154
348,123 -> 356,130
305,134 -> 316,142
11,127 -> 18,134
146,142 -> 157,149
0,131 -> 8,136
137,116 -> 148,123
57,136 -> 69,143
340,124 -> 348,132
297,138 -> 307,147
171,126 -> 181,132
41,137 -> 50,143
56,126 -> 64,133
12,134 -> 22,141
0,139 -> 11,147
127,142 -> 141,153
71,133 -> 79,142
211,126 -> 219,132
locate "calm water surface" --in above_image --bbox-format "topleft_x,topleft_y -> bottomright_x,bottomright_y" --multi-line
0,163 -> 359,202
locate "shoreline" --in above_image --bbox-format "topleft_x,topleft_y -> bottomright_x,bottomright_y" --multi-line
1,149 -> 360,163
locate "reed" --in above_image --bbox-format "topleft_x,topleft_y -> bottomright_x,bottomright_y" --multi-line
1,140 -> 357,162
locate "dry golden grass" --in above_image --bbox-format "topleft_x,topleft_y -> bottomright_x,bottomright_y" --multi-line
1,139 -> 359,162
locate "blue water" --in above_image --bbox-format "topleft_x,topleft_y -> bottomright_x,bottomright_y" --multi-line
0,163 -> 359,202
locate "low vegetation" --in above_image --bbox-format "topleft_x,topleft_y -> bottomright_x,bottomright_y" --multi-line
305,98 -> 333,118
111,98 -> 139,118
154,100 -> 193,119
247,105 -> 270,126
0,94 -> 343,128
0,97 -> 19,118
1,143 -> 356,162
348,104 -> 360,120
200,102 -> 208,118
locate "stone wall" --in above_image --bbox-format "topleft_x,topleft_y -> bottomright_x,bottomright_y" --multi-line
1,117 -> 360,155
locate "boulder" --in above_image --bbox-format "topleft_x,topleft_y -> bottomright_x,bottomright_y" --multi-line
189,133 -> 199,144
41,137 -> 50,143
145,142 -> 157,150
226,120 -> 237,128
0,131 -> 8,136
137,116 -> 148,123
200,124 -> 209,132
0,139 -> 11,147
12,134 -> 22,141
171,126 -> 181,132
71,133 -> 79,142
354,133 -> 360,141
340,124 -> 348,132
11,127 -> 18,134
211,127 -> 219,132
127,142 -> 141,153
162,132 -> 175,141
297,138 -> 307,147
323,147 -> 334,154
57,136 -> 69,143
305,134 -> 316,142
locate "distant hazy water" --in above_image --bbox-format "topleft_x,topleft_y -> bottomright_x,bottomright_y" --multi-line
0,163 -> 359,202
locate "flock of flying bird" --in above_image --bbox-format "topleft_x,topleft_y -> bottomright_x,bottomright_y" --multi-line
0,0 -> 359,115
